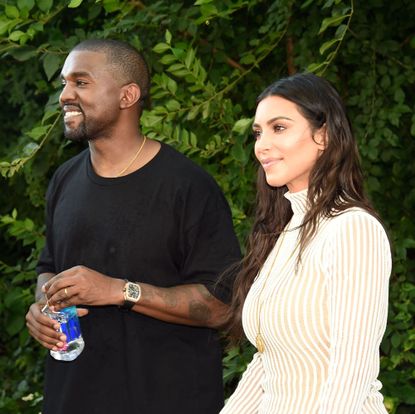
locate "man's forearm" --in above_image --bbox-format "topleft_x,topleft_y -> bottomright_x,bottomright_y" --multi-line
42,266 -> 228,329
130,283 -> 228,329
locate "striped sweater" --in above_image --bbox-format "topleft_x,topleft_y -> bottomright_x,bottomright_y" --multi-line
221,190 -> 391,414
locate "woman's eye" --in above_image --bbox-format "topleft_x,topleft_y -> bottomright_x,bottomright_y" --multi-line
252,130 -> 262,140
273,124 -> 285,132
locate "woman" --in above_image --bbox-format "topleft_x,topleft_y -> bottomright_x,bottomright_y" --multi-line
221,73 -> 391,413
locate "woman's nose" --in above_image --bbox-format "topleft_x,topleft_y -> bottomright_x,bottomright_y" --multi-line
255,131 -> 272,153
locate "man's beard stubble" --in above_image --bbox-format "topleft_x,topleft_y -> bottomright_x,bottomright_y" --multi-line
63,118 -> 95,143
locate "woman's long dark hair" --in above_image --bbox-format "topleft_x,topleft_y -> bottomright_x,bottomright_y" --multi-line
226,73 -> 378,342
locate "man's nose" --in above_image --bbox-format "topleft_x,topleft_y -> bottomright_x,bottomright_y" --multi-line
59,82 -> 75,106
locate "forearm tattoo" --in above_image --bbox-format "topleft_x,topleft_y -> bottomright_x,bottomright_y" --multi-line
158,289 -> 178,308
188,300 -> 212,323
151,284 -> 216,324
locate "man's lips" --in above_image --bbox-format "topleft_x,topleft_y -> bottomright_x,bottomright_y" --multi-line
64,111 -> 82,120
62,105 -> 83,121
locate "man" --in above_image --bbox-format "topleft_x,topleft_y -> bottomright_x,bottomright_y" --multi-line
25,39 -> 240,414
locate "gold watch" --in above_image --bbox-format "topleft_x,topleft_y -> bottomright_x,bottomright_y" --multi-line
122,280 -> 141,310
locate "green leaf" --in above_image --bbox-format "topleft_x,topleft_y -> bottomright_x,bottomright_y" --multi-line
3,288 -> 22,308
31,21 -> 44,32
42,109 -> 60,124
240,53 -> 256,65
307,62 -> 325,73
335,23 -> 347,38
159,54 -> 177,65
142,114 -> 164,128
43,53 -> 61,80
153,42 -> 170,54
25,125 -> 49,140
36,0 -> 53,13
169,68 -> 189,77
200,4 -> 218,17
393,88 -> 405,103
7,46 -> 37,61
194,0 -> 213,4
202,101 -> 210,119
231,142 -> 248,164
5,5 -> 20,18
165,100 -> 181,112
190,132 -> 198,148
184,48 -> 196,69
22,142 -> 40,156
9,30 -> 25,42
0,19 -> 12,35
167,63 -> 186,72
301,0 -> 315,8
171,47 -> 186,59
391,333 -> 401,348
165,29 -> 172,45
319,13 -> 350,34
102,0 -> 121,13
319,38 -> 338,55
186,106 -> 200,121
323,0 -> 335,8
166,77 -> 177,95
232,118 -> 253,134
17,0 -> 35,11
68,0 -> 83,8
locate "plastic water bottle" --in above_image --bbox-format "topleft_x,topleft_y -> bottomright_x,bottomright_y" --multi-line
42,304 -> 85,361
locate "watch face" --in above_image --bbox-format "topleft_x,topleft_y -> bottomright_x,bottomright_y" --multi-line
127,283 -> 140,301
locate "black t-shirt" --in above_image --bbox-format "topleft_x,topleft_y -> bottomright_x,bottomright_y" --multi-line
37,142 -> 241,414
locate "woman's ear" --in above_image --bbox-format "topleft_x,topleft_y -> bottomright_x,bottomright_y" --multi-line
119,83 -> 141,109
314,123 -> 327,149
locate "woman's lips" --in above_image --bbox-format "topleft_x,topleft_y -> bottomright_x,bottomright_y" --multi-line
260,158 -> 282,169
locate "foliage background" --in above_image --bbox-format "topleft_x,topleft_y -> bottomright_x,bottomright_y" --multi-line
0,0 -> 414,413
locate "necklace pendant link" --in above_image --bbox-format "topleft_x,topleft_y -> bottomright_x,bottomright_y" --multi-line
256,333 -> 265,353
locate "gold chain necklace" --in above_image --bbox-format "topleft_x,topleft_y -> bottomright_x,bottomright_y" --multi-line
255,222 -> 298,353
116,136 -> 147,177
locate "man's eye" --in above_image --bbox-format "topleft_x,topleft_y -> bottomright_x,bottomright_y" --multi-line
76,80 -> 87,86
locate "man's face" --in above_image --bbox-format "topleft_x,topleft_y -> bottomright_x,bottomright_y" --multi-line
59,50 -> 122,142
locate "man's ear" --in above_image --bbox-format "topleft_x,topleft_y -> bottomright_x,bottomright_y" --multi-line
119,83 -> 141,109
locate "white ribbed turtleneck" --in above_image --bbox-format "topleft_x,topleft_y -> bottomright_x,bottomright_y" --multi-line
221,191 -> 391,414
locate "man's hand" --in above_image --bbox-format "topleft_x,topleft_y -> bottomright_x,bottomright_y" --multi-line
25,302 -> 89,351
42,265 -> 124,310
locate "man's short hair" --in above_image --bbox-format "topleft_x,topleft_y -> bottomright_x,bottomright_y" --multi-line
72,39 -> 150,108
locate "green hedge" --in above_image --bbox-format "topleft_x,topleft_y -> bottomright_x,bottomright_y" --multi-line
0,1 -> 414,413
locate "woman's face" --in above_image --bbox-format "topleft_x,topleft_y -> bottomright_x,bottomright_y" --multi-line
253,95 -> 325,193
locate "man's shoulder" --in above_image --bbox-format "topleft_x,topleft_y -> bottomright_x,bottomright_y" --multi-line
53,148 -> 88,178
47,148 -> 89,193
160,143 -> 218,188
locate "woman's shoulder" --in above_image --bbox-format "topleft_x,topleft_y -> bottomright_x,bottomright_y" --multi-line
329,207 -> 382,225
323,207 -> 389,243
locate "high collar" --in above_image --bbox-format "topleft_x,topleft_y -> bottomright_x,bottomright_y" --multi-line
284,188 -> 308,217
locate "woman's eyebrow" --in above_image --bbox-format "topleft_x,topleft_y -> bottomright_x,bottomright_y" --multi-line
252,116 -> 294,128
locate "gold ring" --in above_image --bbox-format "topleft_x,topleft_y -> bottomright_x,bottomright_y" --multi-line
64,288 -> 68,297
